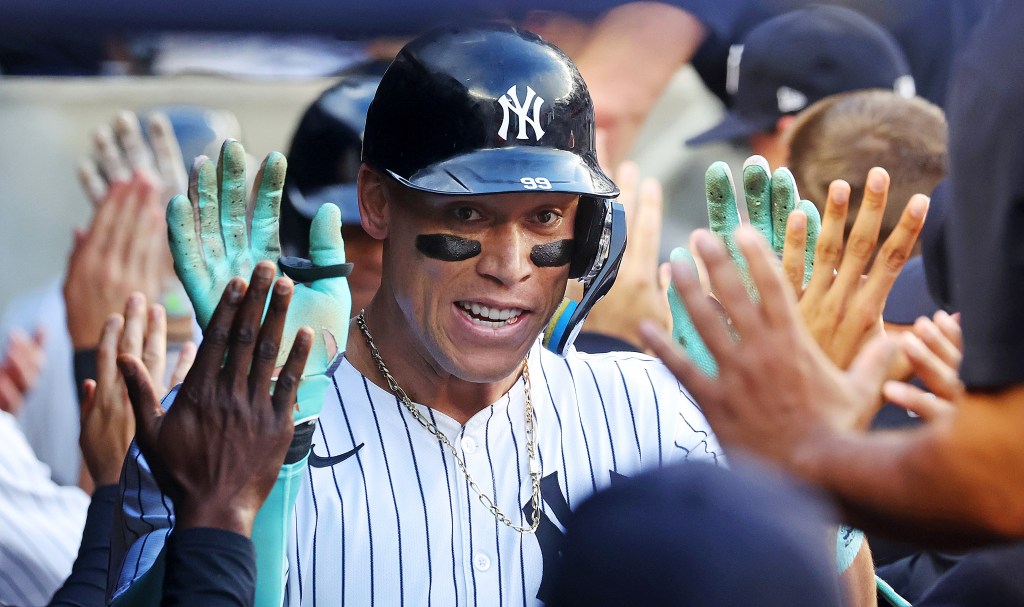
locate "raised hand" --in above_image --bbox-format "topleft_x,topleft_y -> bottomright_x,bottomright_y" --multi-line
167,140 -> 350,419
643,227 -> 900,461
80,293 -> 196,486
64,173 -> 167,349
882,311 -> 963,421
78,110 -> 188,209
580,161 -> 671,348
782,170 -> 930,368
0,328 -> 45,415
668,156 -> 821,375
117,262 -> 310,536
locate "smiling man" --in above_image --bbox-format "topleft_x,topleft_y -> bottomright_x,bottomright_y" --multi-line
108,24 -> 720,607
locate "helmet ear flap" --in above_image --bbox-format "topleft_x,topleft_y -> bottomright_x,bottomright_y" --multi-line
569,197 -> 605,279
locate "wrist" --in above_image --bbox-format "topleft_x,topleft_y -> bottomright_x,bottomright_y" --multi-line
177,499 -> 258,537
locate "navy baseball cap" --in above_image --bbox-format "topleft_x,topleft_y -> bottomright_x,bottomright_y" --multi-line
687,5 -> 915,145
550,460 -> 842,607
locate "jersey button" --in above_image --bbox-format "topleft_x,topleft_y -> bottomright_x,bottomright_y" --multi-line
461,436 -> 478,454
473,553 -> 491,571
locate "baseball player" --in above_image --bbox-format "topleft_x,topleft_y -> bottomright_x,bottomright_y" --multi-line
109,24 -> 720,607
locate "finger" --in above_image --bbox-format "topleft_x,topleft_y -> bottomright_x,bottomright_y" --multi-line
694,229 -> 764,338
735,226 -> 801,329
834,168 -> 890,294
97,314 -> 125,396
271,327 -> 314,423
933,310 -> 963,352
882,380 -> 956,422
250,277 -> 295,398
94,124 -> 131,183
77,158 -> 108,207
797,200 -> 820,286
769,167 -> 798,254
639,320 -> 719,407
705,161 -> 742,260
615,162 -> 640,240
666,248 -> 718,377
901,331 -> 963,401
191,156 -> 227,266
857,194 -> 930,312
146,112 -> 188,194
81,379 -> 97,419
846,333 -> 901,402
116,354 -> 163,452
114,111 -> 156,174
119,293 -> 147,359
98,180 -> 134,258
250,152 -> 286,262
167,194 -> 208,297
741,156 -> 773,245
780,210 -> 807,295
125,177 -> 162,280
142,304 -> 168,388
190,277 -> 246,385
914,316 -> 962,371
0,375 -> 22,414
804,180 -> 850,299
218,140 -> 250,261
224,262 -> 276,390
4,329 -> 44,391
308,204 -> 350,300
169,342 -> 198,388
634,177 -> 664,268
675,233 -> 744,357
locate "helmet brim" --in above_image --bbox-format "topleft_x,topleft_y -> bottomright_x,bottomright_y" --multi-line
384,146 -> 618,198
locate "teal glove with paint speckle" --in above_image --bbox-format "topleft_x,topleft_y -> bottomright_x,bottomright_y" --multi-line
668,156 -> 822,376
166,140 -> 349,424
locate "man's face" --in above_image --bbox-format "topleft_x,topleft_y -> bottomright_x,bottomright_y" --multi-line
381,186 -> 579,383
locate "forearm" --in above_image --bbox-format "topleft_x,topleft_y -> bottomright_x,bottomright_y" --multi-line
800,387 -> 1024,544
162,529 -> 256,607
575,2 -> 706,162
48,484 -> 119,607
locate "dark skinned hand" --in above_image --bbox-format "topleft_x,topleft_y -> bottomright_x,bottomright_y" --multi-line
117,261 -> 312,537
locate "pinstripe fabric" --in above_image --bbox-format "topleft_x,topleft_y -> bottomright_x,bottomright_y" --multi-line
109,341 -> 721,606
0,411 -> 89,607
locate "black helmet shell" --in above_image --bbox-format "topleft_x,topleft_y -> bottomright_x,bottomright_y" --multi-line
363,24 -> 617,198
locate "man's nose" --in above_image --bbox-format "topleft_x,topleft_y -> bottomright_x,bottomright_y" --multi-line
476,225 -> 532,286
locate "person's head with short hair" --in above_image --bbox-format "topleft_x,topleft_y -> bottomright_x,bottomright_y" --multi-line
686,5 -> 915,169
354,24 -> 624,397
786,89 -> 947,257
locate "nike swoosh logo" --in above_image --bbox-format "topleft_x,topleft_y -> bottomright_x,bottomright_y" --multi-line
309,443 -> 364,468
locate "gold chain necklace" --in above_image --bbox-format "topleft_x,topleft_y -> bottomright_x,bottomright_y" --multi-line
355,310 -> 542,533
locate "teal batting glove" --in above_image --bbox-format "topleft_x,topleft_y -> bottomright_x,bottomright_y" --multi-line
705,156 -> 821,294
667,247 -> 718,377
166,140 -> 350,423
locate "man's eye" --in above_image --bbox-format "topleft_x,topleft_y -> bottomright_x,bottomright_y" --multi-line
537,210 -> 558,224
455,207 -> 480,221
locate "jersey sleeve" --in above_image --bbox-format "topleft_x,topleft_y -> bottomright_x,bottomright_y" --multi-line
107,388 -> 179,604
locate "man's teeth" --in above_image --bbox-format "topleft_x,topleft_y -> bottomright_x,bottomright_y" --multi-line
458,302 -> 524,324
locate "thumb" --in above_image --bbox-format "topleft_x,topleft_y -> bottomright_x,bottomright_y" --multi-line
116,353 -> 162,449
847,334 -> 901,401
81,379 -> 97,419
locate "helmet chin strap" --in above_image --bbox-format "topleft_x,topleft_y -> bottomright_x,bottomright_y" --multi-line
543,200 -> 627,356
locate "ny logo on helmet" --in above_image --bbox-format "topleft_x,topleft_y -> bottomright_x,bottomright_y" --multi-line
498,85 -> 546,141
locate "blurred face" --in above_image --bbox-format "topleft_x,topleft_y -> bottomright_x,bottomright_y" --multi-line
381,187 -> 578,383
342,226 -> 383,313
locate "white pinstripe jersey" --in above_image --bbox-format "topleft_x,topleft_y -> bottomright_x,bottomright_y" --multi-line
0,410 -> 89,607
110,341 -> 721,606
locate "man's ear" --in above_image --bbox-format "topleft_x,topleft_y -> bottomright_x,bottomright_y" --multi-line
357,164 -> 390,240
